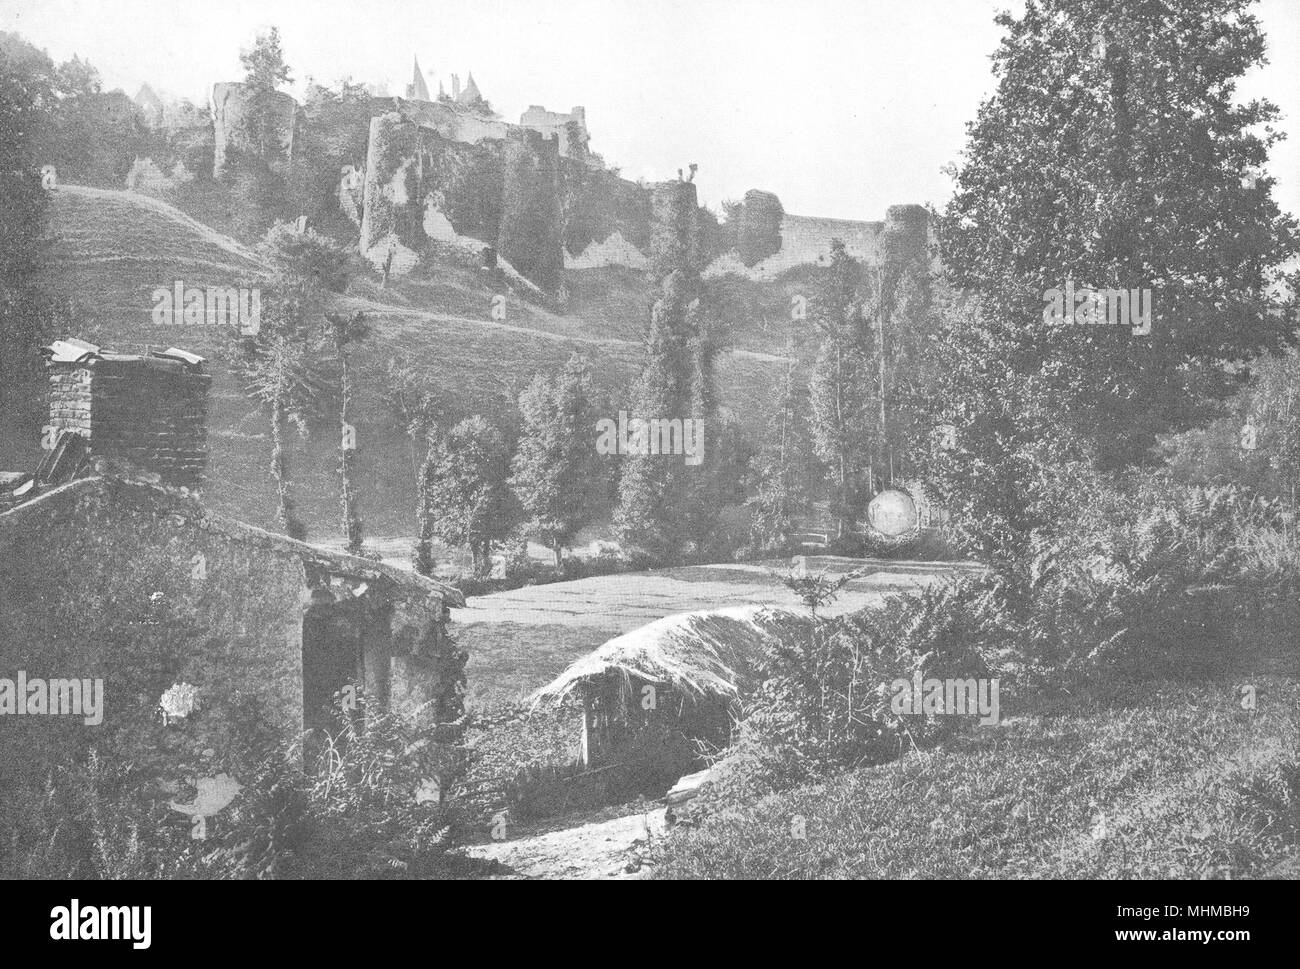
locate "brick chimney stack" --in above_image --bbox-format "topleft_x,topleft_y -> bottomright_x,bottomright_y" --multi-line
43,341 -> 210,488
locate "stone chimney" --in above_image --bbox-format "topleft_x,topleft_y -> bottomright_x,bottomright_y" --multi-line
43,341 -> 210,488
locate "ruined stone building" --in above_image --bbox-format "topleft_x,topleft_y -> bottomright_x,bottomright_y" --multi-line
0,341 -> 466,756
211,81 -> 298,176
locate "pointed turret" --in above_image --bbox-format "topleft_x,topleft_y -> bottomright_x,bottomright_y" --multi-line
406,56 -> 431,102
457,71 -> 482,105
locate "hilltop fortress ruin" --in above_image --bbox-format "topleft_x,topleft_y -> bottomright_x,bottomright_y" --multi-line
208,58 -> 929,290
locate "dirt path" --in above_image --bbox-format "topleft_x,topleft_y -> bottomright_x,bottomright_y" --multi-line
463,807 -> 668,879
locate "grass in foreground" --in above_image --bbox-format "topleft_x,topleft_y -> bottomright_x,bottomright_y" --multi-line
653,677 -> 1300,879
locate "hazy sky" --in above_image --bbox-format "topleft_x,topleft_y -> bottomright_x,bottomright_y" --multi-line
2,0 -> 1297,222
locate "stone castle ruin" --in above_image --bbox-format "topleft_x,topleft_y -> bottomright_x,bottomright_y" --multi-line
704,200 -> 932,280
203,56 -> 929,288
356,103 -> 566,289
519,104 -> 590,160
211,81 -> 298,177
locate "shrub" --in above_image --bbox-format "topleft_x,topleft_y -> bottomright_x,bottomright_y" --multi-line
690,580 -> 1006,818
1006,482 -> 1300,687
0,700 -> 464,880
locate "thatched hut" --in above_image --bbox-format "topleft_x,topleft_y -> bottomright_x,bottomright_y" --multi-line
532,606 -> 809,778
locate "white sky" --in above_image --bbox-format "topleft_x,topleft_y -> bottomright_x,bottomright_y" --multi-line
1,0 -> 1297,222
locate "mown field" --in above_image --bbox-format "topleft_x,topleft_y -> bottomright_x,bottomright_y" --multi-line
455,557 -> 982,705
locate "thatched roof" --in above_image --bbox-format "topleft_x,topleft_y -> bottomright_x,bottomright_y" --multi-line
531,605 -> 810,707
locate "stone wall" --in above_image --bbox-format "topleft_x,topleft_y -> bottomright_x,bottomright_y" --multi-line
498,130 -> 563,292
520,104 -> 589,159
358,105 -> 564,290
211,81 -> 298,176
561,166 -> 652,265
47,355 -> 209,488
651,179 -> 704,277
703,195 -> 930,280
0,475 -> 463,762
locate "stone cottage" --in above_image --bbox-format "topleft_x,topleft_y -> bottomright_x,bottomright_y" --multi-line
0,341 -> 466,757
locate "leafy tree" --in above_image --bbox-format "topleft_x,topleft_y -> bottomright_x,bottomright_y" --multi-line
237,223 -> 351,538
0,32 -> 55,431
417,416 -> 519,577
295,78 -> 373,231
615,182 -> 721,563
879,258 -> 944,482
383,358 -> 454,479
238,334 -> 322,539
748,364 -> 815,552
939,0 -> 1300,473
510,354 -> 604,567
1242,348 -> 1300,502
240,28 -> 293,164
808,240 -> 876,539
327,310 -> 369,554
920,296 -> 1096,566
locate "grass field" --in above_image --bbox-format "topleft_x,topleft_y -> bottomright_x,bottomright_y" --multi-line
25,184 -> 795,536
455,556 -> 983,705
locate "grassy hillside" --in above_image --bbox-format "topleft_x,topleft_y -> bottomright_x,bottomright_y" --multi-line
29,184 -> 796,538
653,678 -> 1300,879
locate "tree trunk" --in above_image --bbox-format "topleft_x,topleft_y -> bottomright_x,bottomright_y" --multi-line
339,347 -> 363,553
271,386 -> 299,538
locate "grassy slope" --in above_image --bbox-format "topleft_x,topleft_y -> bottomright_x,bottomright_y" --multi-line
654,674 -> 1300,879
31,185 -> 793,536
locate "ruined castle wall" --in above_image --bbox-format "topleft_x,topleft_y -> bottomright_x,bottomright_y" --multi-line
650,179 -> 704,279
702,199 -> 929,280
760,214 -> 884,273
359,111 -> 506,271
359,106 -> 564,290
562,165 -> 652,269
520,105 -> 588,158
497,131 -> 563,292
879,203 -> 931,268
387,98 -> 512,145
338,165 -> 365,226
358,112 -> 429,262
211,82 -> 297,176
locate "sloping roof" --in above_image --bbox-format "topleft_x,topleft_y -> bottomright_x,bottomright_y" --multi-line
0,474 -> 464,608
407,57 -> 431,102
531,605 -> 809,707
42,340 -> 207,371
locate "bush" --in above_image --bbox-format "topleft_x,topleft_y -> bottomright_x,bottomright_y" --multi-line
0,700 -> 465,880
1005,482 -> 1300,687
689,580 -> 1005,819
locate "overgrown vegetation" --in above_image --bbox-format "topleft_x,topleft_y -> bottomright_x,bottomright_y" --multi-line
0,699 -> 465,880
